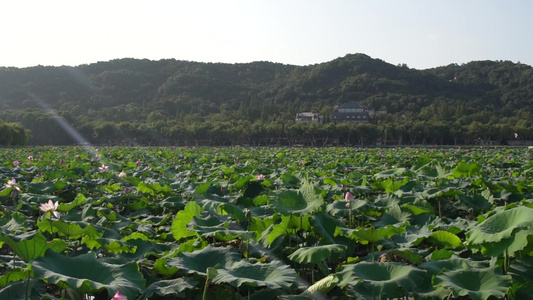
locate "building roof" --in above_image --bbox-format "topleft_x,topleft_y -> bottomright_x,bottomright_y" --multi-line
338,102 -> 367,110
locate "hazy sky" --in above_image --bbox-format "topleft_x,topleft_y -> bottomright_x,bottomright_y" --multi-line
1,0 -> 532,69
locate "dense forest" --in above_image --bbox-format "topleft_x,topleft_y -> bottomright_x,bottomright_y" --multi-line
0,53 -> 532,146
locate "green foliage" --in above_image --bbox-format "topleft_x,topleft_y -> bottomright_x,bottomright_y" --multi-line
0,146 -> 532,299
1,54 -> 532,146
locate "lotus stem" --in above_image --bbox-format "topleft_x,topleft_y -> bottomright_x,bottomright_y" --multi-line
202,277 -> 210,300
25,271 -> 30,300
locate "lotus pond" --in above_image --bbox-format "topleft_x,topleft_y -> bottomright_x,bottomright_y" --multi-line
0,146 -> 532,300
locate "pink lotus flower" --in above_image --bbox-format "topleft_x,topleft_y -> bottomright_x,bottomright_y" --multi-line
111,291 -> 127,300
27,155 -> 33,160
40,199 -> 60,219
257,174 -> 265,180
5,178 -> 20,191
98,164 -> 109,173
136,160 -> 141,164
13,160 -> 19,166
345,192 -> 354,202
118,172 -> 126,178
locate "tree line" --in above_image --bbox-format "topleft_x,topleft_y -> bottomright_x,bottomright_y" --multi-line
0,119 -> 30,146
0,54 -> 531,146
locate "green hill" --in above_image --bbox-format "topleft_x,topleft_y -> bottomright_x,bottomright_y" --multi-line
0,54 -> 531,145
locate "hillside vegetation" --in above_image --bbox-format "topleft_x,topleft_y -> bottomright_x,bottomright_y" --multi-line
0,54 -> 532,145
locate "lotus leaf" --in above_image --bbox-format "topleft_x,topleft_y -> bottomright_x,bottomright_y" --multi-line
172,201 -> 203,241
452,162 -> 482,178
0,231 -> 66,262
309,211 -> 346,244
335,224 -> 406,244
212,260 -> 297,289
270,179 -> 324,215
466,206 -> 533,250
166,245 -> 241,275
302,274 -> 339,296
0,279 -> 46,300
288,244 -> 346,264
434,265 -> 511,300
337,262 -> 426,298
373,168 -> 407,179
143,277 -> 198,298
31,250 -> 145,299
263,215 -> 310,246
428,230 -> 463,249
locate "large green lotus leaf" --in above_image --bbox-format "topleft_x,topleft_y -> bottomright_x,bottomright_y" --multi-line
337,262 -> 426,298
302,274 -> 339,296
0,231 -> 66,262
372,168 -> 407,179
427,230 -> 464,249
509,256 -> 533,296
419,258 -> 489,277
263,215 -> 310,246
0,187 -> 12,197
195,181 -> 213,195
288,244 -> 346,264
32,251 -> 145,299
309,211 -> 346,244
434,265 -> 511,300
57,193 -> 88,212
466,206 -> 533,245
38,219 -> 103,239
395,225 -> 431,248
166,245 -> 241,276
270,180 -> 324,216
19,193 -> 61,206
430,249 -> 454,261
171,201 -> 203,241
212,260 -> 297,289
189,214 -> 227,235
458,194 -> 492,211
1,212 -> 30,232
452,162 -> 482,178
280,172 -> 301,187
326,198 -> 367,217
374,204 -> 411,227
479,228 -> 531,257
23,181 -> 56,194
0,269 -> 27,288
153,258 -> 178,276
114,239 -> 173,262
142,277 -> 198,298
160,196 -> 186,210
137,181 -> 171,195
369,194 -> 400,208
335,224 -> 406,244
0,279 -> 46,300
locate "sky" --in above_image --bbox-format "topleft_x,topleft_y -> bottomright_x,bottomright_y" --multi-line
1,0 -> 532,70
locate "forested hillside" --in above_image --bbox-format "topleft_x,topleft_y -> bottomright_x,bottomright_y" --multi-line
0,54 -> 532,146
